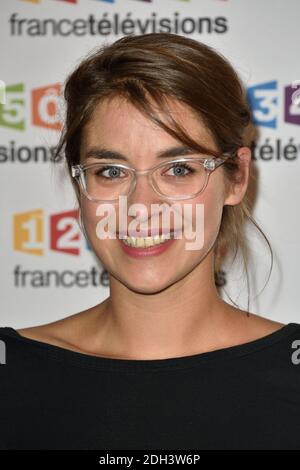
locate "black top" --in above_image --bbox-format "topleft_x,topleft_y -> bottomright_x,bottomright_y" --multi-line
0,324 -> 300,450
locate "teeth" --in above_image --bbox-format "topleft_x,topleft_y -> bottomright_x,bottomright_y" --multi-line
120,233 -> 174,248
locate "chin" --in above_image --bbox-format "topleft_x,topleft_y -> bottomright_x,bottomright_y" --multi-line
125,283 -> 175,295
111,270 -> 179,295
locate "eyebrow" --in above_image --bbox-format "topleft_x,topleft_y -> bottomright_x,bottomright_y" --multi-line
84,145 -> 197,162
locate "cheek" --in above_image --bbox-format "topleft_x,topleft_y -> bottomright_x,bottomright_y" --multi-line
80,197 -> 124,257
80,199 -> 97,237
80,199 -> 113,246
192,185 -> 224,250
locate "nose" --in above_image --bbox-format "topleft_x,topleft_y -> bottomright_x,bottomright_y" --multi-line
126,173 -> 164,225
127,172 -> 161,204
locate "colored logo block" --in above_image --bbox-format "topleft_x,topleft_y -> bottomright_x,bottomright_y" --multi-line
13,209 -> 81,256
21,0 -> 42,4
32,83 -> 62,130
284,82 -> 300,126
50,210 -> 80,256
247,81 -> 277,128
13,209 -> 44,255
54,0 -> 78,3
0,83 -> 25,131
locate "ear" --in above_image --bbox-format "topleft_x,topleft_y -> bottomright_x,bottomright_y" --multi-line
223,147 -> 251,206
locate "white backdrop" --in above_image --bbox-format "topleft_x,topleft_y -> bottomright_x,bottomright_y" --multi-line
0,0 -> 299,328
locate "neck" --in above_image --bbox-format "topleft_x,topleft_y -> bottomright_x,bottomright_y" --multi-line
90,252 -> 238,360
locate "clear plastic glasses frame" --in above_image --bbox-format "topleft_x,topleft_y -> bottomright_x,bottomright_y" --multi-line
71,155 -> 229,203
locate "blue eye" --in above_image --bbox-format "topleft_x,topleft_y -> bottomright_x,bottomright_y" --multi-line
93,166 -> 127,179
164,163 -> 196,177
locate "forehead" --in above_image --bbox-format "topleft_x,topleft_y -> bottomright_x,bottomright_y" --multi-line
81,95 -> 216,156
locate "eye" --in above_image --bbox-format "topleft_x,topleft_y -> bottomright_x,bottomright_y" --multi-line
163,163 -> 196,177
93,165 -> 127,179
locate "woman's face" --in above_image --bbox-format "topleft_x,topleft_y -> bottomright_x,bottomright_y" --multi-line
79,96 -> 232,294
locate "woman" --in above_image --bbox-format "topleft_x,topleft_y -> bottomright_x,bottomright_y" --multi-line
1,33 -> 299,450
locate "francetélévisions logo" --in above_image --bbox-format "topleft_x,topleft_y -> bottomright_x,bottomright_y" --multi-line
12,207 -> 109,289
247,79 -> 300,163
0,82 -> 62,164
1,78 -> 299,165
0,82 -> 62,132
10,0 -> 229,37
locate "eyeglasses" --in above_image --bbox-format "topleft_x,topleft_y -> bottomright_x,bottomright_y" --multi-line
71,155 -> 228,203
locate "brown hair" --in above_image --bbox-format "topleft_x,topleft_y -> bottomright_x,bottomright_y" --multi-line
53,32 -> 273,311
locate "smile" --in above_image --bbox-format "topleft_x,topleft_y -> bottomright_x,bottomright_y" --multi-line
117,232 -> 177,258
119,232 -> 175,248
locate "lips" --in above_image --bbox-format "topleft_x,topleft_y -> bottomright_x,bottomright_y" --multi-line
117,235 -> 177,257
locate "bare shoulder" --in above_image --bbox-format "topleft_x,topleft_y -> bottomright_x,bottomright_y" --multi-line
229,307 -> 286,344
245,311 -> 285,332
16,306 -> 100,350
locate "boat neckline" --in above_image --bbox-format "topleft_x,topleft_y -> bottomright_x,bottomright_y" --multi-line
0,323 -> 299,371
